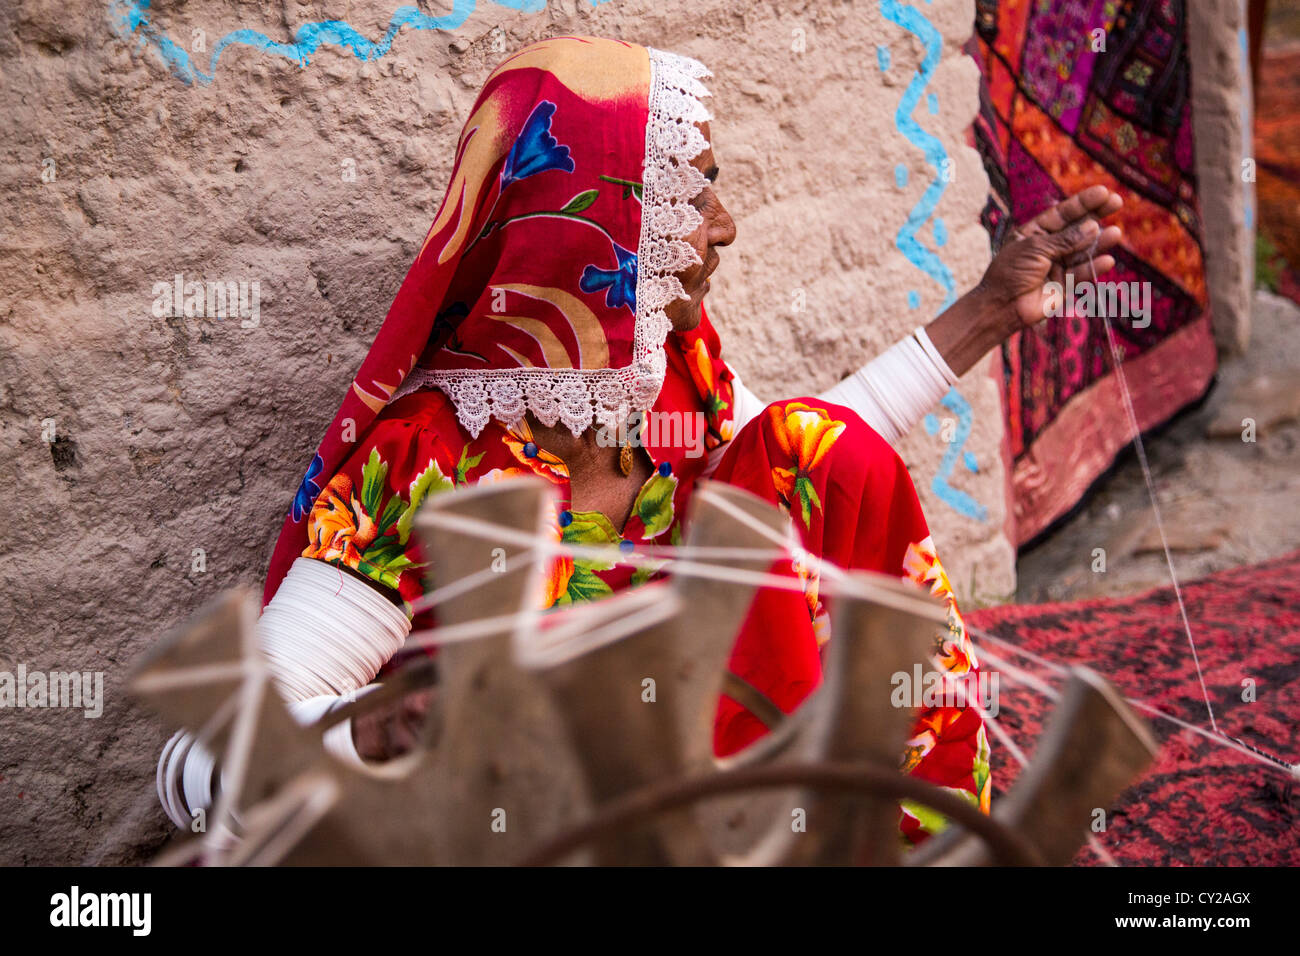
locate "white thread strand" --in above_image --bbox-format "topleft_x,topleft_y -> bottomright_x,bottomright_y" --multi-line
968,623 -> 1297,777
407,546 -> 540,616
971,645 -> 1064,702
1085,245 -> 1219,734
416,505 -> 1298,776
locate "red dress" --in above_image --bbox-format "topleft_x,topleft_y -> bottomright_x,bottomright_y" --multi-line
293,317 -> 991,842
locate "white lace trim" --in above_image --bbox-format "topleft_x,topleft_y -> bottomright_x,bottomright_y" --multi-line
393,47 -> 713,437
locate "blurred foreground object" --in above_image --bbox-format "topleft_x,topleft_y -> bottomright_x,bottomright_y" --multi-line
133,478 -> 1156,865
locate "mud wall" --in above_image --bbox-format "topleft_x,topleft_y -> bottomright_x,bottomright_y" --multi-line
0,0 -> 1006,863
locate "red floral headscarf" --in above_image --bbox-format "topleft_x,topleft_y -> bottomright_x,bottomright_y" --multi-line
264,36 -> 724,603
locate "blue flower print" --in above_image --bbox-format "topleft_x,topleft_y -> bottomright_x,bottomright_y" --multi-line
500,101 -> 574,189
292,453 -> 325,521
580,243 -> 638,312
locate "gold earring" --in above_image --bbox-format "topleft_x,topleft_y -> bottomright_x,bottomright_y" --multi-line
619,436 -> 634,477
619,411 -> 639,477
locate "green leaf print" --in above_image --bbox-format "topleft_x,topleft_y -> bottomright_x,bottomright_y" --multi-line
562,511 -> 621,571
973,728 -> 991,795
556,564 -> 614,605
901,788 -> 978,839
362,535 -> 406,567
380,554 -> 416,576
630,554 -> 669,588
396,457 -> 454,543
359,448 -> 389,518
597,175 -> 643,202
794,475 -> 821,528
632,474 -> 678,538
900,799 -> 950,838
454,447 -> 485,485
375,560 -> 417,591
561,189 -> 600,214
376,495 -> 405,536
804,480 -> 822,513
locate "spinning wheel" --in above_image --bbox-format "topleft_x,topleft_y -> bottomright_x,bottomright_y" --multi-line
133,477 -> 1157,866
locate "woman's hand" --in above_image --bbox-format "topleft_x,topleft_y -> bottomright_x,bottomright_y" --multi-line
351,685 -> 438,762
982,184 -> 1124,330
924,185 -> 1124,377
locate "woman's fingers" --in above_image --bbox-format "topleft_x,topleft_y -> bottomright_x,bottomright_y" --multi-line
1034,217 -> 1100,260
401,687 -> 435,722
1060,249 -> 1117,270
1056,252 -> 1118,274
1025,187 -> 1100,232
1057,225 -> 1123,267
353,686 -> 437,761
1026,185 -> 1123,235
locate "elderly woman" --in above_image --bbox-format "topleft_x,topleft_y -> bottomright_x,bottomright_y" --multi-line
158,36 -> 1121,844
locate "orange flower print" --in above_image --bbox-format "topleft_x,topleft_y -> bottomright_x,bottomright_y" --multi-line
902,536 -> 978,675
542,553 -> 575,608
686,340 -> 722,407
791,547 -> 830,647
476,467 -> 529,485
768,402 -> 846,526
685,338 -> 731,447
503,422 -> 569,483
539,517 -> 574,608
303,474 -> 378,571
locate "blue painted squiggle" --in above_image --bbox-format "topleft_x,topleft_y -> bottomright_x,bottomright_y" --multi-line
879,0 -> 956,310
931,390 -> 988,521
879,0 -> 986,521
107,0 -> 554,85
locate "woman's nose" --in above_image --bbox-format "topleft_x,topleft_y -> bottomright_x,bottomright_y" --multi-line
710,201 -> 737,247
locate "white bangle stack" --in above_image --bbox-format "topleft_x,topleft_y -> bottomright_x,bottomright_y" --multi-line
155,558 -> 410,828
258,557 -> 411,700
285,689 -> 377,768
913,326 -> 962,387
816,333 -> 953,443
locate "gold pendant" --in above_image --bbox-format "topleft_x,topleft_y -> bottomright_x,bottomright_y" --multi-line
619,441 -> 634,477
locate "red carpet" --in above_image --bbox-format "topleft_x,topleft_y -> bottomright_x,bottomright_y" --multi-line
968,552 -> 1300,865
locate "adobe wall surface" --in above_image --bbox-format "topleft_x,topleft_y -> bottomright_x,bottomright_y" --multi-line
0,0 -> 1007,863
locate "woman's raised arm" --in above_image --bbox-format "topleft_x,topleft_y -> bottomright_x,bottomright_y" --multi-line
714,186 -> 1125,455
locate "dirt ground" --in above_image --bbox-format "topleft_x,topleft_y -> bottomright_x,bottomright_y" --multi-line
1016,288 -> 1300,604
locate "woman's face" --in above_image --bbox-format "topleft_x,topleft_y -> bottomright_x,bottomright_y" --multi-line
664,121 -> 736,331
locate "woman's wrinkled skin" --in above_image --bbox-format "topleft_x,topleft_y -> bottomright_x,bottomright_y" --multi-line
354,122 -> 1125,762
